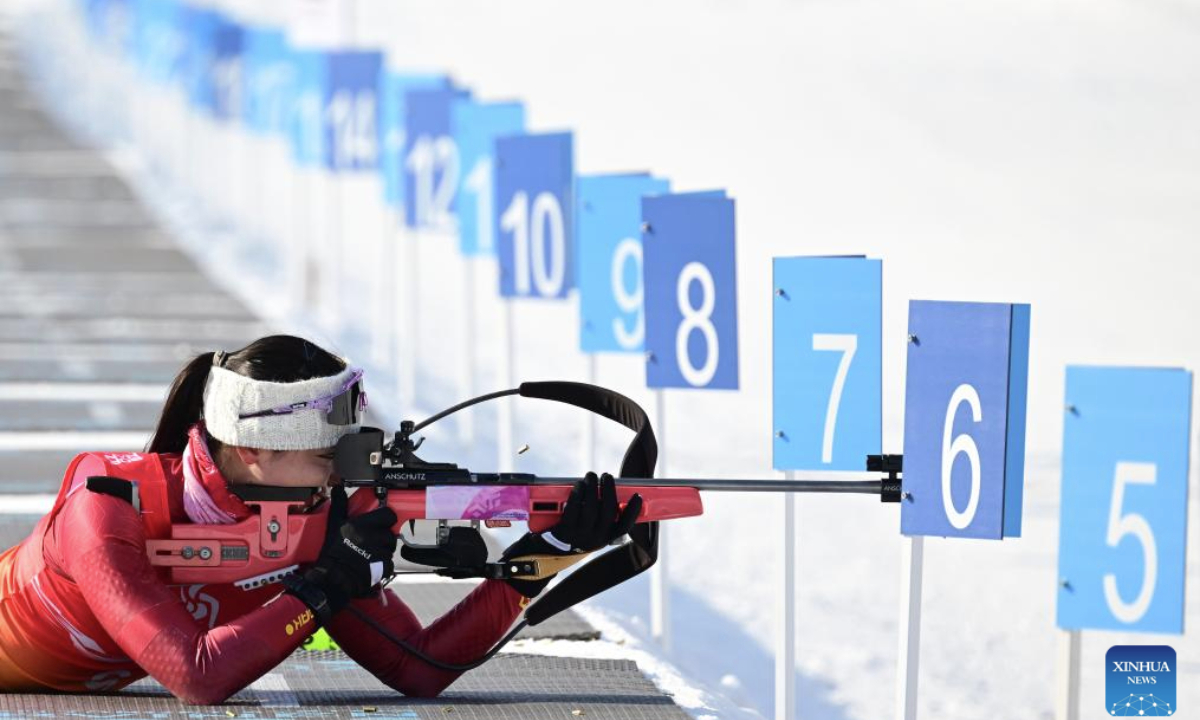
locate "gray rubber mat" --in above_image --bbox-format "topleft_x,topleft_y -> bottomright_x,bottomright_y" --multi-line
11,246 -> 197,272
0,174 -> 136,201
399,582 -> 600,642
0,399 -> 161,431
0,290 -> 252,319
0,514 -> 38,550
0,358 -> 183,383
0,270 -> 225,294
0,197 -> 152,226
0,316 -> 270,344
0,653 -> 688,720
0,339 -> 216,363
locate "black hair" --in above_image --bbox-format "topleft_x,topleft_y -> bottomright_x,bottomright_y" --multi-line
147,335 -> 347,454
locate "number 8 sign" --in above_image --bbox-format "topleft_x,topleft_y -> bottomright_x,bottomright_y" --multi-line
643,192 -> 738,390
901,301 -> 1030,539
1057,366 -> 1192,634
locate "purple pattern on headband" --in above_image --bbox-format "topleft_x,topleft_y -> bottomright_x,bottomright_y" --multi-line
425,486 -> 531,521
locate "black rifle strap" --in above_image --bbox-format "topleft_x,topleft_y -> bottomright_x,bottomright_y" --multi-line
518,381 -> 657,478
515,381 -> 661,626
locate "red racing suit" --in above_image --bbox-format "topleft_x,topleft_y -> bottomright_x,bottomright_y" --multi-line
0,444 -> 526,704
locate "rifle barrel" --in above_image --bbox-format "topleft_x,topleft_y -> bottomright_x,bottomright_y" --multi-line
509,476 -> 890,495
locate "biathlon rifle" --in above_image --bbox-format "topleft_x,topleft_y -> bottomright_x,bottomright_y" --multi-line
146,381 -> 902,669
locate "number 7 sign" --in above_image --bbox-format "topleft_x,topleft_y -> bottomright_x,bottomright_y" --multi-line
772,257 -> 882,471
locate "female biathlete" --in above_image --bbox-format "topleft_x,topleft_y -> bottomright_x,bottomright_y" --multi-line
0,335 -> 637,703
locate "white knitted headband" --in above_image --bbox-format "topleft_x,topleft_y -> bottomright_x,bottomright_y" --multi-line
202,364 -> 363,450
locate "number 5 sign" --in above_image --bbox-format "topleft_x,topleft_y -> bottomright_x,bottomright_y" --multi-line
901,301 -> 1030,539
772,257 -> 881,471
643,192 -> 738,389
1057,366 -> 1192,634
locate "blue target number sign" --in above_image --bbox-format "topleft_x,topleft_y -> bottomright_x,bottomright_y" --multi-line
404,87 -> 470,229
577,174 -> 670,353
901,301 -> 1030,539
288,50 -> 326,167
322,51 -> 381,172
452,99 -> 526,255
132,0 -> 183,85
643,192 -> 739,390
210,16 -> 243,122
772,257 -> 881,471
379,74 -> 451,208
181,5 -> 218,113
242,28 -> 293,137
1057,366 -> 1192,634
494,132 -> 575,299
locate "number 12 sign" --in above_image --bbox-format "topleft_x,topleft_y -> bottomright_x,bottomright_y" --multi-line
1057,366 -> 1192,634
773,257 -> 881,471
901,300 -> 1030,539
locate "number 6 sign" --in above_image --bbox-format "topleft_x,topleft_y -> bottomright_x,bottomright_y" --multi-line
901,300 -> 1030,539
1057,366 -> 1192,634
643,192 -> 738,390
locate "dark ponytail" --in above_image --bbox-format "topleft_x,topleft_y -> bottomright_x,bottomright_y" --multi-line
147,352 -> 217,454
146,336 -> 347,454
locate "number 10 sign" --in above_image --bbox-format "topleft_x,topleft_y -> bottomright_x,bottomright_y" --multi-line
901,301 -> 1030,539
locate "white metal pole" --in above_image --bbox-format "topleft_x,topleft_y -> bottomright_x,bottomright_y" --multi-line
497,299 -> 516,472
776,471 -> 797,720
458,257 -> 476,445
582,353 -> 597,471
896,535 -> 924,720
650,388 -> 670,652
1055,629 -> 1081,720
370,208 -> 395,367
399,225 -> 419,406
290,172 -> 311,317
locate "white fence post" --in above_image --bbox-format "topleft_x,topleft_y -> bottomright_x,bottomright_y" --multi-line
496,299 -> 516,472
1055,629 -> 1080,720
776,473 -> 796,720
896,535 -> 924,720
650,388 -> 671,651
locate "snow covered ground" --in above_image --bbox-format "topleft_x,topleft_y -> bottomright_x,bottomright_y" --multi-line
11,0 -> 1200,717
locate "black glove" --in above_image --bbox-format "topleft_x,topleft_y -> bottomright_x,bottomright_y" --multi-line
283,486 -> 398,625
501,472 -> 642,598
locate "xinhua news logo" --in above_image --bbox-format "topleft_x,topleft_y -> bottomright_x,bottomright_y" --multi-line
1106,645 -> 1176,716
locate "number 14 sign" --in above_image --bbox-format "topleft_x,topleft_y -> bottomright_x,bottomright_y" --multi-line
902,301 -> 1030,539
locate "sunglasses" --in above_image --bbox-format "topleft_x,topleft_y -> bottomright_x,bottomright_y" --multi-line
238,368 -> 367,426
